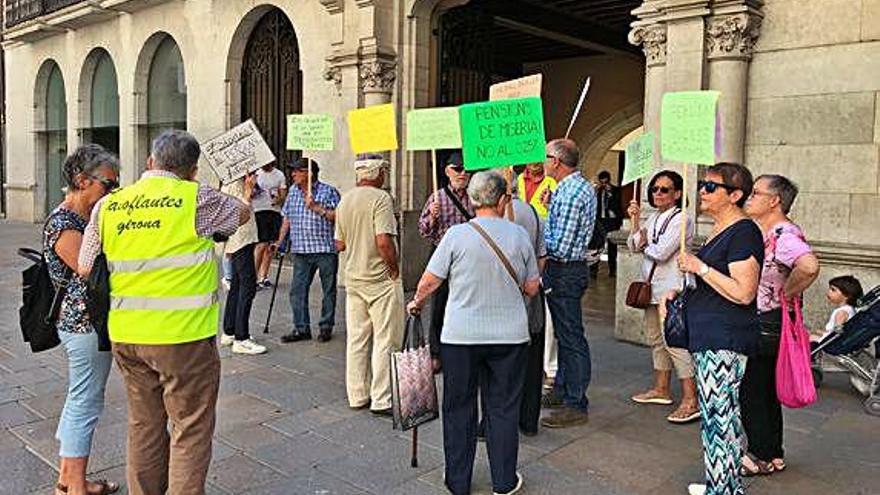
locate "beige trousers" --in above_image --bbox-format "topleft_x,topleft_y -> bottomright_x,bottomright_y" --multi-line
345,279 -> 405,410
645,305 -> 694,379
113,337 -> 220,495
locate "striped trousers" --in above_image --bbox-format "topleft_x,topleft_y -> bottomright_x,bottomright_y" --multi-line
694,350 -> 748,495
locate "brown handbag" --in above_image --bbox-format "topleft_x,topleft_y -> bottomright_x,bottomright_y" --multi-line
625,263 -> 657,309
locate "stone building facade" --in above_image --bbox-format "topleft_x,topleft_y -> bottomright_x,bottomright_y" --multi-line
2,0 -> 878,334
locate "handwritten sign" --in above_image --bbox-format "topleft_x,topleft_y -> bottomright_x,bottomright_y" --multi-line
489,74 -> 543,101
459,97 -> 546,171
348,103 -> 398,154
660,91 -> 720,165
287,114 -> 334,151
406,107 -> 462,151
622,132 -> 655,186
202,119 -> 275,184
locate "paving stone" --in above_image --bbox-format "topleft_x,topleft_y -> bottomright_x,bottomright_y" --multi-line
215,393 -> 287,435
262,404 -> 355,437
250,431 -> 355,474
0,445 -> 58,494
0,401 -> 43,428
240,468 -> 369,495
0,384 -> 32,405
219,423 -> 291,453
208,453 -> 285,494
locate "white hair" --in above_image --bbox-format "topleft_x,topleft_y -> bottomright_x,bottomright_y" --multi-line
467,170 -> 506,208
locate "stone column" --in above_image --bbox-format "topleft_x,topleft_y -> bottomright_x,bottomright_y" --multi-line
706,11 -> 762,163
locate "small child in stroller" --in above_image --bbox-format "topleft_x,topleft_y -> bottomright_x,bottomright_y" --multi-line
810,275 -> 863,350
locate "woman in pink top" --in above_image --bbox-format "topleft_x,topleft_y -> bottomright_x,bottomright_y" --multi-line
742,174 -> 820,475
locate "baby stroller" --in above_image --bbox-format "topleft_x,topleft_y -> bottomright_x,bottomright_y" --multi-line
811,285 -> 880,416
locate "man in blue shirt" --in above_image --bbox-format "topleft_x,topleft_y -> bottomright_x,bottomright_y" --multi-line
274,158 -> 341,343
541,138 -> 597,428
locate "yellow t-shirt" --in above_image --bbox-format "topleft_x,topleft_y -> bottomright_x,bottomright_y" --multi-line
335,186 -> 398,287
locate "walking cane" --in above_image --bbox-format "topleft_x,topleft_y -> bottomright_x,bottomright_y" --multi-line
263,238 -> 288,334
411,426 -> 419,468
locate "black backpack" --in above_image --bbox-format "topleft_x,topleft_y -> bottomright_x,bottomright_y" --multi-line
18,248 -> 72,353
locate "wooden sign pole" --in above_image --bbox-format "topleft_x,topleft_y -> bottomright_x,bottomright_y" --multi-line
505,166 -> 514,220
431,149 -> 439,195
307,156 -> 313,199
680,164 -> 688,256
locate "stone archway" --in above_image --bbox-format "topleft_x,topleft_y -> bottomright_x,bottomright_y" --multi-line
33,59 -> 68,219
78,47 -> 120,154
580,101 -> 644,177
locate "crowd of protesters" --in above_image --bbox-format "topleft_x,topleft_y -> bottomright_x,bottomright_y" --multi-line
37,126 -> 857,495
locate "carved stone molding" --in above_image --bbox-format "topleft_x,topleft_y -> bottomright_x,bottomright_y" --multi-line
319,0 -> 343,15
359,60 -> 397,93
323,63 -> 342,95
628,25 -> 667,67
706,13 -> 762,60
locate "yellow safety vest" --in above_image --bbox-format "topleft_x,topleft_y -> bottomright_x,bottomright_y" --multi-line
100,176 -> 218,344
518,174 -> 557,220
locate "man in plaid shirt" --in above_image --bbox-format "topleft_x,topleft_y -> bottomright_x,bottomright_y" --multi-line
418,152 -> 474,361
274,158 -> 341,343
540,138 -> 597,429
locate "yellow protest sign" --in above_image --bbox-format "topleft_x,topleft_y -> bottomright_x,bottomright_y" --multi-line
347,103 -> 398,154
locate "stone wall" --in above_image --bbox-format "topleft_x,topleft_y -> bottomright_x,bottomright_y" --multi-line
744,0 -> 880,325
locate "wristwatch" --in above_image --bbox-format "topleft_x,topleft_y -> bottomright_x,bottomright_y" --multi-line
698,263 -> 710,277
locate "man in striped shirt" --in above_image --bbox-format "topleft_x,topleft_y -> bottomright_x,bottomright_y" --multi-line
540,138 -> 597,429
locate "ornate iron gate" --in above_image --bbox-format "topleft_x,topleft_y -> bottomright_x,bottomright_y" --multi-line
436,5 -> 521,107
241,8 -> 302,166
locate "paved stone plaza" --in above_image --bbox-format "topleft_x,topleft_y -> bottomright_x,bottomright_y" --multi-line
1,221 -> 877,495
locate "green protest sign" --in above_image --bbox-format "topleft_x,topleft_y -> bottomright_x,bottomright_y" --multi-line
622,132 -> 656,186
287,114 -> 334,151
406,107 -> 462,151
459,97 -> 546,171
660,91 -> 719,165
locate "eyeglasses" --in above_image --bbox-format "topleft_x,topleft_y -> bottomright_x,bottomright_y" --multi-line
447,165 -> 466,174
650,186 -> 671,194
697,180 -> 736,194
90,174 -> 119,193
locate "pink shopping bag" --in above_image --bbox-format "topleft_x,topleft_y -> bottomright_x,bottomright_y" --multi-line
776,294 -> 817,408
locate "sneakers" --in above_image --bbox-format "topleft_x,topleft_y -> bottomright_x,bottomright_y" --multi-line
232,339 -> 267,355
221,278 -> 231,291
687,484 -> 706,495
493,472 -> 523,495
540,407 -> 589,429
258,278 -> 273,289
219,334 -> 235,347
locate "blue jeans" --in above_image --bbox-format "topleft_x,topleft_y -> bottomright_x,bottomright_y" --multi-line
289,253 -> 338,334
56,331 -> 112,458
545,260 -> 591,410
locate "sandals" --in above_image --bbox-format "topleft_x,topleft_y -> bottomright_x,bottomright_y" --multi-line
56,479 -> 120,495
666,404 -> 700,424
771,458 -> 786,472
631,389 -> 674,405
740,455 -> 775,477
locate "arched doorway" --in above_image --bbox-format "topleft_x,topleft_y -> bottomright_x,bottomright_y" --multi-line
135,33 -> 187,173
81,48 -> 120,155
240,7 -> 302,166
36,60 -> 68,214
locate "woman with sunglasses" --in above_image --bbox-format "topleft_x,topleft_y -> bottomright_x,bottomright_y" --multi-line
661,163 -> 763,495
43,144 -> 121,495
626,170 -> 698,424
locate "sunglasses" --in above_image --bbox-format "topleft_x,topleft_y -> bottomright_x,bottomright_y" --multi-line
697,180 -> 737,194
447,165 -> 466,174
90,174 -> 119,192
650,186 -> 671,194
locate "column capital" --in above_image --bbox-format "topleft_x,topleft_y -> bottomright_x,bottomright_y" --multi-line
629,24 -> 668,67
706,13 -> 763,61
324,50 -> 359,96
359,58 -> 397,95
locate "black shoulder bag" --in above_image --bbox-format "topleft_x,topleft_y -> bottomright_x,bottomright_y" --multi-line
17,248 -> 72,353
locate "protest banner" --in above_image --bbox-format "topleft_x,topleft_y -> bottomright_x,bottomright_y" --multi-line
287,114 -> 334,151
348,103 -> 398,154
489,74 -> 543,101
458,97 -> 546,171
202,119 -> 275,184
407,107 -> 462,193
622,132 -> 655,186
660,90 -> 720,165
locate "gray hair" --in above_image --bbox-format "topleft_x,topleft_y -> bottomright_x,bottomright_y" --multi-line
467,170 -> 507,208
151,129 -> 201,177
547,138 -> 580,168
62,143 -> 120,191
756,174 -> 799,214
